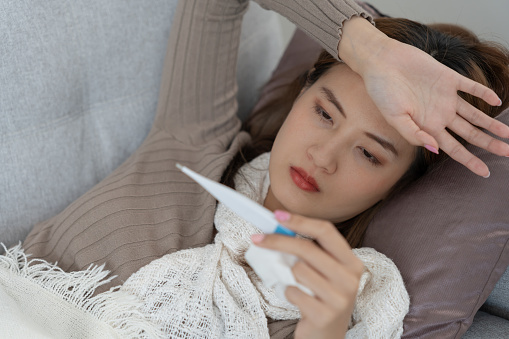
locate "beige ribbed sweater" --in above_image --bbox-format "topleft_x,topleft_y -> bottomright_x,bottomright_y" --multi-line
23,0 -> 370,337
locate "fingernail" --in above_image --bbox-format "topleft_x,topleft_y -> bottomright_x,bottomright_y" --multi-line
274,210 -> 291,222
251,234 -> 265,243
424,144 -> 439,155
498,98 -> 503,107
483,171 -> 490,179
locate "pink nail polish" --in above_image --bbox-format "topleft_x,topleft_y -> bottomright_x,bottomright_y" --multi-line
251,234 -> 265,243
274,210 -> 290,222
424,144 -> 439,155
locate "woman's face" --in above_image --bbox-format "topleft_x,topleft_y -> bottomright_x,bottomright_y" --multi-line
265,64 -> 416,223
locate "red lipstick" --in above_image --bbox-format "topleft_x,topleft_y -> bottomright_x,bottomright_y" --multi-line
290,167 -> 320,192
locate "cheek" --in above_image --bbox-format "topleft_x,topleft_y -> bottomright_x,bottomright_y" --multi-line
280,109 -> 304,133
273,111 -> 307,149
347,170 -> 396,201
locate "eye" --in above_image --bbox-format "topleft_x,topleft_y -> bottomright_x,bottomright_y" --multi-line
361,147 -> 381,166
313,104 -> 333,124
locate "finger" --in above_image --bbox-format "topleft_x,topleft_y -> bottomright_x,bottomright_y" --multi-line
294,319 -> 314,339
456,97 -> 509,139
457,75 -> 502,107
449,115 -> 509,156
292,260 -> 359,305
387,113 -> 439,150
274,212 -> 363,272
285,286 -> 339,329
434,130 -> 490,177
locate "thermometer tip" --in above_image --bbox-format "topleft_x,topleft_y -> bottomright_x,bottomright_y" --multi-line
176,163 -> 184,171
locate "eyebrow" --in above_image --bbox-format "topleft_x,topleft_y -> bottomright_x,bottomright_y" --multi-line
365,132 -> 399,157
320,86 -> 399,158
321,87 -> 346,119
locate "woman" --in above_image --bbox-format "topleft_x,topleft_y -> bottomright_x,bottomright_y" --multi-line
226,17 -> 509,338
12,0 -> 509,338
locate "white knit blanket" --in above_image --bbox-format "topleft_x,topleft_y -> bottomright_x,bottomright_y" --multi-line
0,153 -> 409,338
0,244 -> 164,338
121,152 -> 410,338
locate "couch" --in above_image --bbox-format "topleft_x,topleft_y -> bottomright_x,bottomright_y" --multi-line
0,0 -> 284,245
1,0 -> 507,337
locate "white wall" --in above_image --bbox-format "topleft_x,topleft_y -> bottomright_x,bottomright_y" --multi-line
276,1 -> 509,48
367,0 -> 509,47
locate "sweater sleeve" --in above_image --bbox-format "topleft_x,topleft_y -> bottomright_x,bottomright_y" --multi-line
154,0 -> 371,143
21,1 -> 372,333
153,0 -> 248,145
254,0 -> 373,59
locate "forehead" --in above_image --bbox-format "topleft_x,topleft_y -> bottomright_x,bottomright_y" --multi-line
312,64 -> 416,157
316,64 -> 368,98
312,65 -> 387,124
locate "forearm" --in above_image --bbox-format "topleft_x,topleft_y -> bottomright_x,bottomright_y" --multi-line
154,0 -> 374,144
154,0 -> 248,144
338,16 -> 389,75
253,0 -> 373,59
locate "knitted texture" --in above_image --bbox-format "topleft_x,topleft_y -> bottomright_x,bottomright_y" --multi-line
122,153 -> 410,338
0,153 -> 408,338
0,244 -> 164,338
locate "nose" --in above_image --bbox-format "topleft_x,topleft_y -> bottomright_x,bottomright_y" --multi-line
307,140 -> 339,174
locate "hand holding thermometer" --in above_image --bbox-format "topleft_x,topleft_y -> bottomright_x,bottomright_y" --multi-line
176,163 -> 296,237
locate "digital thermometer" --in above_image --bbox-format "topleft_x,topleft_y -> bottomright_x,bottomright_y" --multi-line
176,163 -> 296,237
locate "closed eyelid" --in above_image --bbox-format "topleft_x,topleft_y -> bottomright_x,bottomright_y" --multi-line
313,103 -> 333,123
361,148 -> 382,166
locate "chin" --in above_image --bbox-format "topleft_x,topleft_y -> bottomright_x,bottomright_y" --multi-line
271,189 -> 302,214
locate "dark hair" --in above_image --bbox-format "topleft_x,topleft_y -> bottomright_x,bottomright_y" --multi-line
221,18 -> 509,248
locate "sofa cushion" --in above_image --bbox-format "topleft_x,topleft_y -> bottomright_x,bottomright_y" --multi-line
0,0 -> 178,247
462,311 -> 509,338
482,266 -> 509,320
0,1 -> 284,247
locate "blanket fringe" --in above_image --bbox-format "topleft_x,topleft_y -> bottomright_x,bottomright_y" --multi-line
0,243 -> 164,338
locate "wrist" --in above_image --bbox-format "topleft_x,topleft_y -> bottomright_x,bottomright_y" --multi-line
338,16 -> 389,76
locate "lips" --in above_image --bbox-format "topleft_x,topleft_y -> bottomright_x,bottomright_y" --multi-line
290,167 -> 320,192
